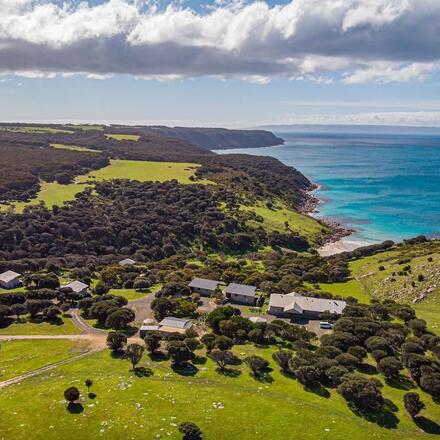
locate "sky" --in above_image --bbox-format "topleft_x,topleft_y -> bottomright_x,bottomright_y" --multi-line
1,0 -> 440,127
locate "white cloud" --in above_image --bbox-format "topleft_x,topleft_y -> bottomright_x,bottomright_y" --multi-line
0,0 -> 440,82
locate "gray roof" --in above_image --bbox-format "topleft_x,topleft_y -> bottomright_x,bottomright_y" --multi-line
269,293 -> 346,315
64,280 -> 89,293
119,258 -> 136,266
0,270 -> 21,283
226,283 -> 257,297
159,317 -> 193,329
188,278 -> 220,290
140,325 -> 160,332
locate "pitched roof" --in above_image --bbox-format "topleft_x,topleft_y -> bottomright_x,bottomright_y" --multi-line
226,283 -> 257,297
159,317 -> 193,330
188,278 -> 220,290
269,292 -> 346,315
119,258 -> 136,266
64,280 -> 89,293
0,270 -> 21,283
249,316 -> 267,324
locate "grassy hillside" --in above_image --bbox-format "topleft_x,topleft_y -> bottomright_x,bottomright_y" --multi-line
105,134 -> 140,141
239,200 -> 328,244
51,143 -> 100,153
1,344 -> 439,439
316,240 -> 440,331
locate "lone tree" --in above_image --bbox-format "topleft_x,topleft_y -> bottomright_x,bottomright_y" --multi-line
144,331 -> 162,355
404,392 -> 426,418
126,343 -> 145,371
209,349 -> 236,372
64,386 -> 80,407
106,331 -> 127,353
272,350 -> 293,373
244,355 -> 269,377
167,340 -> 192,367
85,379 -> 93,394
178,421 -> 203,440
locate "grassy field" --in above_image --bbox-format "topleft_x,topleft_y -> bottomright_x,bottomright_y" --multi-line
105,134 -> 140,141
316,279 -> 371,303
76,160 -> 211,185
51,143 -> 100,153
66,125 -> 104,131
239,200 -> 328,244
0,160 -> 211,212
0,344 -> 438,439
0,126 -> 74,134
0,181 -> 91,213
0,317 -> 79,335
0,339 -> 90,381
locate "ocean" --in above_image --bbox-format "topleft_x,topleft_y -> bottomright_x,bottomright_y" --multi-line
214,130 -> 440,244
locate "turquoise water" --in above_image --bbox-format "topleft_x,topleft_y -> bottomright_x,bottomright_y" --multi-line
214,131 -> 440,243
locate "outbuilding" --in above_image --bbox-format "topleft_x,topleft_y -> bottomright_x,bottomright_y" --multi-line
139,316 -> 193,338
63,280 -> 90,297
118,258 -> 136,266
188,278 -> 220,297
0,270 -> 21,289
225,283 -> 257,305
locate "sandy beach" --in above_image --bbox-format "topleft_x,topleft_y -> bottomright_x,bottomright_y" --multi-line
318,238 -> 372,257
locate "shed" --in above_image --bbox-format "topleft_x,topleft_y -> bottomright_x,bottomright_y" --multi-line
225,283 -> 257,305
0,270 -> 21,289
64,280 -> 89,297
188,278 -> 220,297
119,258 -> 136,266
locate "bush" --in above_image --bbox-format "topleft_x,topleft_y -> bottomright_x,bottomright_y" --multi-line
404,392 -> 425,418
178,421 -> 203,440
244,355 -> 269,377
295,365 -> 319,387
106,331 -> 127,353
272,350 -> 293,373
377,356 -> 402,379
64,386 -> 80,404
338,374 -> 384,411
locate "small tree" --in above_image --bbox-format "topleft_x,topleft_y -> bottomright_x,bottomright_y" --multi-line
295,365 -> 319,388
64,386 -> 80,407
178,421 -> 203,440
215,335 -> 233,351
272,350 -> 293,373
377,356 -> 402,379
45,305 -> 62,321
210,349 -> 236,371
244,355 -> 269,377
85,378 -> 93,394
126,343 -> 145,371
200,334 -> 216,353
105,308 -> 135,330
404,392 -> 425,418
144,331 -> 162,354
94,281 -> 110,296
167,340 -> 192,367
106,331 -> 127,353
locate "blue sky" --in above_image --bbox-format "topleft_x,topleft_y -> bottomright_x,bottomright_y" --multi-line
1,0 -> 440,127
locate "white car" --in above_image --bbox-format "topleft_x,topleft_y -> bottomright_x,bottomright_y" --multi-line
319,321 -> 333,329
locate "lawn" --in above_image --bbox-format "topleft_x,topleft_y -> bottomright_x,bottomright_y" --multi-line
105,133 -> 140,141
316,278 -> 371,303
0,160 -> 211,212
51,143 -> 100,153
239,200 -> 328,244
0,344 -> 438,439
0,339 -> 90,381
0,317 -> 80,335
107,288 -> 149,302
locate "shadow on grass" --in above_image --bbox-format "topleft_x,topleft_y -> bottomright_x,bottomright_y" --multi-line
134,367 -> 154,378
385,375 -> 415,391
350,399 -> 399,429
251,371 -> 274,383
192,355 -> 207,365
110,350 -> 126,359
149,351 -> 168,362
305,385 -> 331,399
171,363 -> 199,376
67,402 -> 84,414
216,367 -> 241,378
414,416 -> 440,434
358,363 -> 378,375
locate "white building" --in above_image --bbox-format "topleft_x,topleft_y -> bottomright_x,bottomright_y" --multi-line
63,280 -> 89,297
0,270 -> 21,289
268,292 -> 346,318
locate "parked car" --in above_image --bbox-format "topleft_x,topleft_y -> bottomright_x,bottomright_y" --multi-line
319,321 -> 333,329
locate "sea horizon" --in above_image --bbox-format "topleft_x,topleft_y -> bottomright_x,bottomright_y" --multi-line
214,130 -> 440,245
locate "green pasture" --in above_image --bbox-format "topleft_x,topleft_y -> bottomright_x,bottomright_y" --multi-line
51,143 -> 100,153
0,126 -> 74,134
0,344 -> 438,439
105,134 -> 140,141
0,317 -> 79,336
